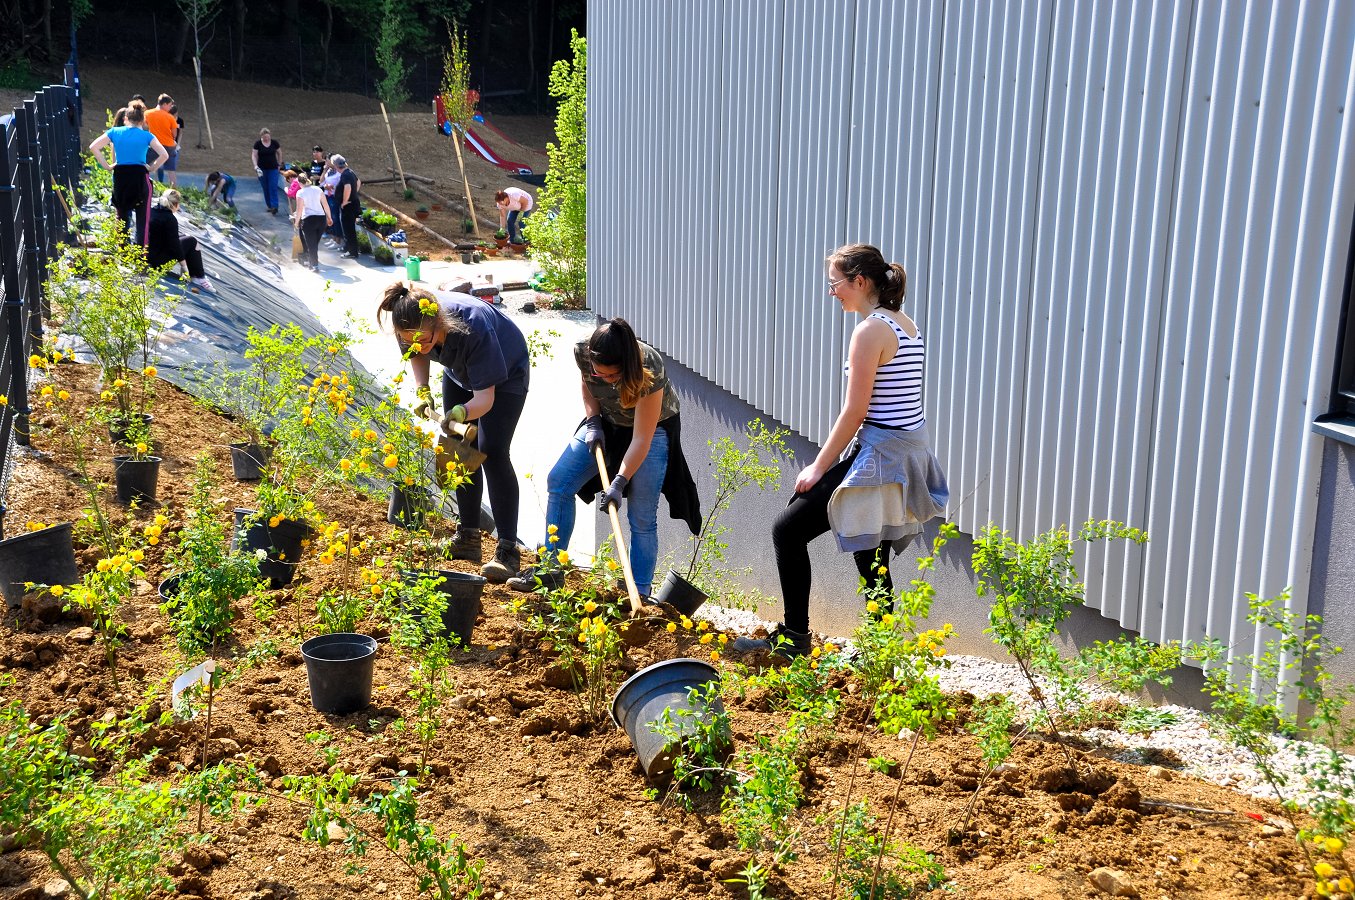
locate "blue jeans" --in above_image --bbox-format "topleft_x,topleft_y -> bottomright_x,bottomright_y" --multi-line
326,193 -> 342,237
507,209 -> 529,243
260,169 -> 279,210
221,179 -> 236,207
545,425 -> 669,595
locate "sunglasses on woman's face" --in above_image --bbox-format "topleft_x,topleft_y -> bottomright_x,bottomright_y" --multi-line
590,363 -> 622,382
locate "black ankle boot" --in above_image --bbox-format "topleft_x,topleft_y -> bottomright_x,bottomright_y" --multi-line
730,625 -> 813,659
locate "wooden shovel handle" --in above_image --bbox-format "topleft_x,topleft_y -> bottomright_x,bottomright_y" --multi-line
595,446 -> 643,616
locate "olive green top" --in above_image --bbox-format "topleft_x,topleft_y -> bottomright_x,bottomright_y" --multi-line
574,340 -> 680,428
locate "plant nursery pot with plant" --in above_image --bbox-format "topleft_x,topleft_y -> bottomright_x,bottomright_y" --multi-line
610,658 -> 726,780
112,454 -> 162,504
0,522 -> 80,608
232,507 -> 312,588
494,230 -> 509,248
228,442 -> 272,481
387,484 -> 432,529
108,412 -> 153,446
398,569 -> 485,648
415,206 -> 430,221
301,632 -> 378,714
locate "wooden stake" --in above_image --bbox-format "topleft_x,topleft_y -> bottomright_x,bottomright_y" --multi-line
451,124 -> 481,239
594,446 -> 643,616
193,57 -> 214,150
379,102 -> 408,195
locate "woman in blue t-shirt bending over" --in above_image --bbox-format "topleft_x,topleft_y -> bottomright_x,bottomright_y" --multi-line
379,281 -> 531,584
89,105 -> 168,246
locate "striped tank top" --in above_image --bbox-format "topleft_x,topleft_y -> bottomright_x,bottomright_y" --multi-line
845,312 -> 925,431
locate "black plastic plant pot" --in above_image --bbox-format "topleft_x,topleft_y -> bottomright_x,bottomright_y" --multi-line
231,508 -> 312,588
112,456 -> 162,504
108,413 -> 153,446
610,658 -> 725,781
387,485 -> 430,529
229,443 -> 271,481
0,522 -> 80,609
460,251 -> 473,264
655,569 -> 708,617
399,569 -> 485,648
158,574 -> 181,604
301,633 -> 378,715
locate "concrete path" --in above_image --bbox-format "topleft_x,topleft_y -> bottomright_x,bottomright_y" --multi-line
213,173 -> 598,561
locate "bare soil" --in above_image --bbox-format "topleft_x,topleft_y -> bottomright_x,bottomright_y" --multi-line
77,65 -> 551,262
0,364 -> 1317,899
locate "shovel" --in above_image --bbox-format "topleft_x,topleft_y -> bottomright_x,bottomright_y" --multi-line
419,404 -> 487,474
594,447 -> 644,617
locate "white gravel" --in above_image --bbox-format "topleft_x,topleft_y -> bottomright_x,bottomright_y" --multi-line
694,602 -> 1354,810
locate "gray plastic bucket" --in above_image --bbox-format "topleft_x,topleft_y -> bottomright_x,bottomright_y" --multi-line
610,658 -> 724,780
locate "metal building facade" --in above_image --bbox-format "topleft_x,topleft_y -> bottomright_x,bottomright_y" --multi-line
589,1 -> 1355,667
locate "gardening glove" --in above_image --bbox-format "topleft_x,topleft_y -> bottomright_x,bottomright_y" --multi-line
448,403 -> 468,424
255,166 -> 263,177
598,474 -> 628,512
413,386 -> 435,421
582,415 -> 605,453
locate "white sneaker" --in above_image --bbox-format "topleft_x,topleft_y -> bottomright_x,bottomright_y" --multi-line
191,276 -> 215,292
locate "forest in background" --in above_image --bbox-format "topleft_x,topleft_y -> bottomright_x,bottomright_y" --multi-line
1,0 -> 585,114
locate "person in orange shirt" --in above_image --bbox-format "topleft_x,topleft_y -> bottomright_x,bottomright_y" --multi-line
145,93 -> 179,185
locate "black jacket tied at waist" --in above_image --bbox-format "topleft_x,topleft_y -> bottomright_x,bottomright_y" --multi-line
574,414 -> 702,535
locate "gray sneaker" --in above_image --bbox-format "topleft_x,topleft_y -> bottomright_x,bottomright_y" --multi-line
729,625 -> 813,659
506,566 -> 565,594
480,541 -> 521,584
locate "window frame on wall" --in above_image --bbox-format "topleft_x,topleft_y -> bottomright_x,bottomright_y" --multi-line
1316,211 -> 1355,442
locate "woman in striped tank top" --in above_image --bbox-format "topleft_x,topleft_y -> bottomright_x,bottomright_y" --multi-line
733,244 -> 948,658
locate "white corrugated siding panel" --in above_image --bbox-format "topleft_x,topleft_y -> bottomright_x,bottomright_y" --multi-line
590,2 -> 1355,675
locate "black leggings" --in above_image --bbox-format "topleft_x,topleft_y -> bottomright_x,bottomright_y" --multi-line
178,236 -> 205,277
772,455 -> 899,633
112,164 -> 151,245
443,374 -> 524,544
300,215 -> 326,267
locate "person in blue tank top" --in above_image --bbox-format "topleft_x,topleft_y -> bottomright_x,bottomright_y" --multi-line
732,244 -> 949,659
89,105 -> 168,246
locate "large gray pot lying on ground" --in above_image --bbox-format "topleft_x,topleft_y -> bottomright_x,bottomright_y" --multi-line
610,657 -> 725,780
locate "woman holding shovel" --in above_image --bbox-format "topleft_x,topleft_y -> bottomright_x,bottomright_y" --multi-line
378,281 -> 531,582
508,318 -> 700,599
732,244 -> 948,659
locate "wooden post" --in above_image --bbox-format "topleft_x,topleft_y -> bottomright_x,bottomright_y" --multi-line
193,57 -> 214,150
379,102 -> 408,195
451,124 -> 480,239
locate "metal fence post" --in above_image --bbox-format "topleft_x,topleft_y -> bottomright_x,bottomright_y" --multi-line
0,114 -> 32,455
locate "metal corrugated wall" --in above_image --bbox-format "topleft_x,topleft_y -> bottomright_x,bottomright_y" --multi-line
590,2 -> 1355,664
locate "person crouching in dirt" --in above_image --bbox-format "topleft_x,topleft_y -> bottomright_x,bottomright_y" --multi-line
205,172 -> 236,208
731,244 -> 948,659
147,190 -> 214,292
89,104 -> 168,246
494,187 -> 533,244
378,281 -> 531,583
508,318 -> 700,599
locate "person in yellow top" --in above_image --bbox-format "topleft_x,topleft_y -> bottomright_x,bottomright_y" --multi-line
145,94 -> 179,186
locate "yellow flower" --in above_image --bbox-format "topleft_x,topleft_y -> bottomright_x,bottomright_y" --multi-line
877,565 -> 888,575
350,547 -> 360,557
882,613 -> 896,626
51,350 -> 62,362
26,522 -> 45,531
709,650 -> 721,662
1325,837 -> 1346,854
811,647 -> 821,658
130,549 -> 144,562
718,633 -> 729,645
681,616 -> 693,630
364,429 -> 378,441
143,366 -> 157,378
120,563 -> 133,574
547,524 -> 558,534
49,584 -> 64,597
810,660 -> 819,670
382,442 -> 395,453
327,344 -> 339,354
135,442 -> 148,454
28,354 -> 42,367
606,559 -> 620,571
319,552 -> 334,564
583,600 -> 598,613
1339,877 -> 1353,893
96,559 -> 111,572
358,462 -> 371,473
824,642 -> 838,653
113,378 -> 126,388
268,516 -> 282,528
39,386 -> 52,397
666,622 -> 677,633
557,551 -> 570,566
866,600 -> 879,613
99,391 -> 112,401
148,536 -> 159,545
392,372 -> 405,384
340,459 -> 353,471
57,390 -> 69,401
1316,862 -> 1336,878
698,633 -> 713,644
154,514 -> 168,525
696,620 -> 710,631
548,534 -> 559,544
383,453 -> 398,468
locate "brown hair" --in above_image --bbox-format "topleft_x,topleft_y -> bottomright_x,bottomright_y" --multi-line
259,127 -> 271,137
156,93 -> 173,106
827,243 -> 907,311
587,318 -> 653,408
124,105 -> 146,126
113,107 -> 128,126
494,191 -> 508,203
376,282 -> 466,341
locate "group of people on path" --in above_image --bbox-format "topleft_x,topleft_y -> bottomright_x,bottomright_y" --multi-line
89,92 -> 213,291
380,243 -> 948,654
